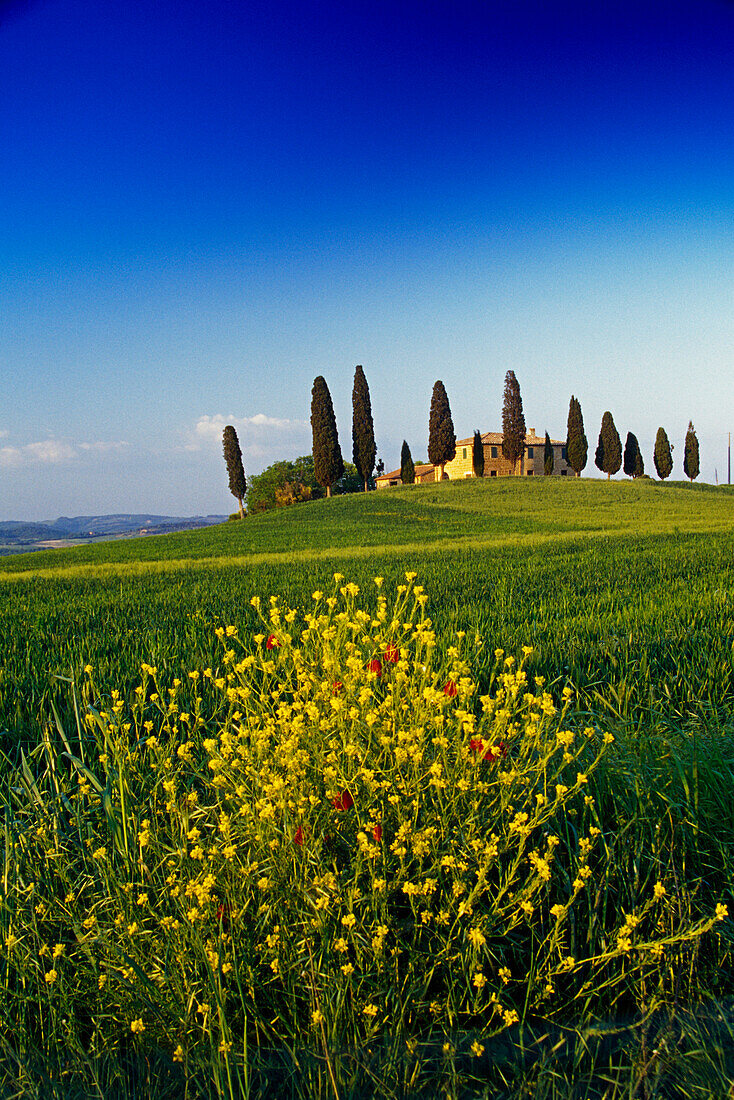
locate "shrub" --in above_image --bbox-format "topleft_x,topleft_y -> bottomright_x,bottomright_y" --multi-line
0,578 -> 725,1082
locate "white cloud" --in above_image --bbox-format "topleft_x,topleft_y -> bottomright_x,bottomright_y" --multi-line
78,441 -> 129,453
0,438 -> 129,468
24,440 -> 79,464
187,414 -> 311,467
0,446 -> 23,468
193,413 -> 308,444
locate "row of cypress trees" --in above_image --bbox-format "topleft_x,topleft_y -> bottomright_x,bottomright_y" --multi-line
222,369 -> 377,514
311,367 -> 377,497
593,411 -> 700,481
421,371 -> 530,481
421,377 -> 700,484
224,371 -> 703,514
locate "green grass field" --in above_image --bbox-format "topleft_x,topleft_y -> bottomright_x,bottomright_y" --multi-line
1,477 -> 734,1098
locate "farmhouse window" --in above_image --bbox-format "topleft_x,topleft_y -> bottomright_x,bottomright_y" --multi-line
527,447 -> 534,458
490,470 -> 497,477
491,447 -> 498,458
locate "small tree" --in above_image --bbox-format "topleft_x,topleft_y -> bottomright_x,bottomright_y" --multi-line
623,432 -> 641,478
595,411 -> 622,479
544,431 -> 554,476
683,421 -> 700,481
472,430 -> 485,478
222,425 -> 247,518
400,440 -> 415,485
352,365 -> 376,492
566,395 -> 588,474
247,455 -> 322,514
653,427 -> 673,480
634,447 -> 644,478
501,370 -> 526,475
311,376 -> 344,497
427,381 -> 456,479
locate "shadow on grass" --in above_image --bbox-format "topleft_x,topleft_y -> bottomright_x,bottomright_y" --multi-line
4,1001 -> 734,1100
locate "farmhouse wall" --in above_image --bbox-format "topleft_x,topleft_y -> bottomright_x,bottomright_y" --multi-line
376,430 -> 579,487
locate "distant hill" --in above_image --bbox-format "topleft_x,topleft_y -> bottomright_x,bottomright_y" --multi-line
0,514 -> 227,553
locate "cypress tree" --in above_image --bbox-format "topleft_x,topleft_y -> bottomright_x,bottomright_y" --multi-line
311,376 -> 344,497
400,440 -> 415,484
653,427 -> 673,480
595,411 -> 622,479
634,447 -> 644,478
544,431 -> 554,475
351,365 -> 376,491
683,421 -> 700,481
623,432 -> 641,478
501,370 -> 526,475
222,425 -> 247,518
566,395 -> 588,474
427,380 -> 456,479
472,430 -> 485,478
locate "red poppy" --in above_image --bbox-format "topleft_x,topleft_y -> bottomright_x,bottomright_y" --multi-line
215,901 -> 231,930
367,658 -> 382,676
443,680 -> 458,697
294,826 -> 305,846
332,681 -> 343,694
332,789 -> 354,811
266,635 -> 281,649
372,823 -> 383,842
384,645 -> 399,664
470,738 -> 506,763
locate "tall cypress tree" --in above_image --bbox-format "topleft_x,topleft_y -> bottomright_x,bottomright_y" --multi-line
634,447 -> 644,478
311,376 -> 344,497
222,425 -> 247,518
623,432 -> 641,478
544,431 -> 554,475
427,380 -> 456,479
653,427 -> 673,480
595,412 -> 622,479
351,365 -> 376,492
501,370 -> 526,475
472,430 -> 485,478
566,395 -> 588,474
400,440 -> 415,484
683,421 -> 700,481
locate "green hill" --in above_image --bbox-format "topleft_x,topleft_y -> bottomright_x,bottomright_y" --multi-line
1,476 -> 732,580
2,477 -> 734,747
3,476 -> 734,1097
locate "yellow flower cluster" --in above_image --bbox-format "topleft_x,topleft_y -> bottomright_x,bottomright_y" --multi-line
1,572 -> 724,1068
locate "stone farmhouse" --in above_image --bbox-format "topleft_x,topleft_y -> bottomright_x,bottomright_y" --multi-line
376,430 -> 577,488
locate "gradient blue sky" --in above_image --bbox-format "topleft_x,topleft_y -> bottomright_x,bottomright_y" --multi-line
1,0 -> 733,519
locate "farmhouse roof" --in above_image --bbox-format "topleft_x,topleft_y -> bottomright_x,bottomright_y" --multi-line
376,462 -> 434,482
455,431 -> 566,447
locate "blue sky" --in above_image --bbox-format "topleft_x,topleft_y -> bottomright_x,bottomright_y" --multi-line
1,0 -> 733,518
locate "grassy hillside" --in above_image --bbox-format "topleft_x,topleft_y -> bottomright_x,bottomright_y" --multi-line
2,476 -> 732,579
2,477 -> 734,747
2,477 -> 734,1097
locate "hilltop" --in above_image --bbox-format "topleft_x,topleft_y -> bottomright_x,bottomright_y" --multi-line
0,475 -> 731,578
